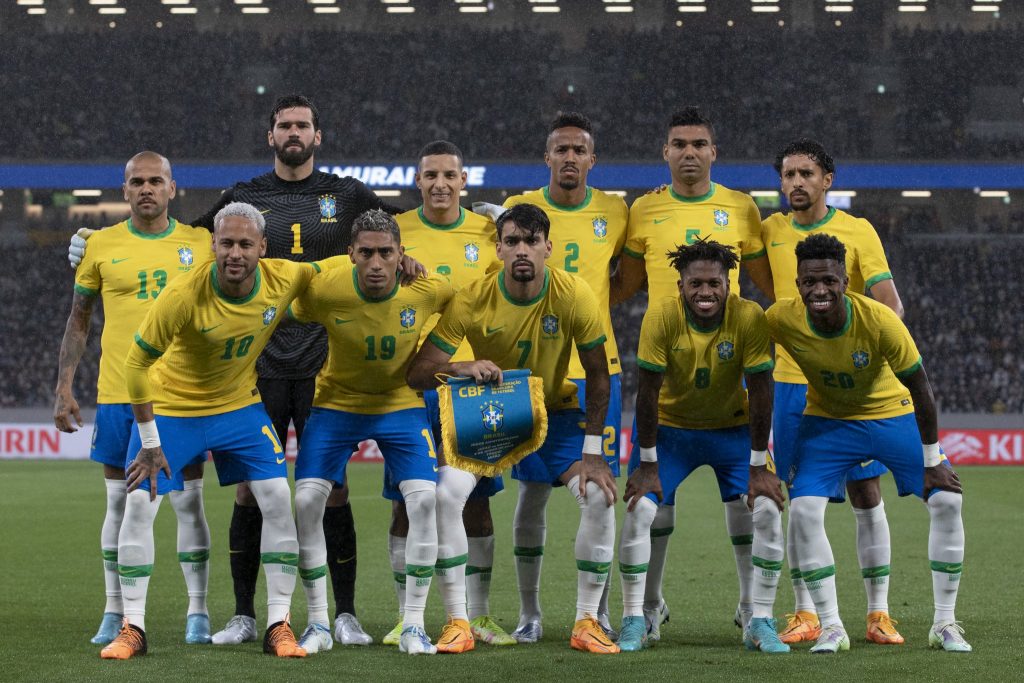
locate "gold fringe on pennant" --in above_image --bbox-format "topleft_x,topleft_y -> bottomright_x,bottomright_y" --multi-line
437,376 -> 548,478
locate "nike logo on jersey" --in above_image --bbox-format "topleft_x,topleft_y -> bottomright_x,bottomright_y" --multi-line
653,217 -> 671,225
276,455 -> 286,465
335,318 -> 353,325
486,325 -> 505,335
111,258 -> 130,264
771,241 -> 786,247
200,324 -> 223,334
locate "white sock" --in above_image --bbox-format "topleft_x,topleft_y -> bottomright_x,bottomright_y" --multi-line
644,503 -> 674,610
169,479 -> 210,616
787,512 -> 816,613
568,475 -> 616,621
513,481 -> 551,622
388,534 -> 407,618
118,490 -> 163,632
101,478 -> 126,615
750,496 -> 784,619
294,478 -> 332,627
927,491 -> 965,623
401,479 -> 438,629
249,478 -> 300,627
435,466 -> 475,622
725,498 -> 754,625
790,496 -> 841,628
853,501 -> 891,613
619,496 -> 657,618
467,534 -> 494,620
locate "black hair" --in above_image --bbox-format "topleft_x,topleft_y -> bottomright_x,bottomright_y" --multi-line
417,140 -> 464,168
795,233 -> 846,265
666,237 -> 738,276
351,209 -> 400,244
495,204 -> 550,240
773,138 -> 836,176
269,94 -> 320,130
549,111 -> 594,135
668,106 -> 715,142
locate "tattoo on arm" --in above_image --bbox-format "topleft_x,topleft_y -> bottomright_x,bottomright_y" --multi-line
56,292 -> 95,390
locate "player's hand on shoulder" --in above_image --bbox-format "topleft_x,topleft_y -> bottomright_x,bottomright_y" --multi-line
748,465 -> 785,511
624,461 -> 662,511
924,463 -> 962,499
398,253 -> 428,285
453,360 -> 503,385
645,184 -> 669,196
471,202 -> 504,222
52,390 -> 83,433
68,227 -> 95,269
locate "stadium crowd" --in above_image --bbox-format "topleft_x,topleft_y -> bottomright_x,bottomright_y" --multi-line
2,25 -> 1023,162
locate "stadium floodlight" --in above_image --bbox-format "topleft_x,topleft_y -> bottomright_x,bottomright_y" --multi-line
170,7 -> 198,13
386,6 -> 416,12
314,6 -> 340,12
72,190 -> 103,197
752,5 -> 780,11
828,190 -> 857,197
825,5 -> 853,11
971,4 -> 1000,11
234,0 -> 263,4
749,191 -> 779,198
308,0 -> 337,3
532,6 -> 561,12
241,6 -> 270,13
898,5 -> 927,11
98,7 -> 127,14
89,0 -> 118,5
678,5 -> 707,12
27,9 -> 47,16
979,191 -> 1009,198
375,190 -> 403,197
605,5 -> 633,11
459,6 -> 488,11
161,0 -> 191,4
17,0 -> 44,6
901,190 -> 931,198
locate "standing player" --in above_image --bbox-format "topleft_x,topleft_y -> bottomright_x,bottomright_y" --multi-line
100,202 -> 321,660
383,141 -> 514,647
476,112 -> 628,642
751,139 -> 908,646
289,210 -> 450,655
611,107 -> 773,638
54,152 -> 214,646
618,239 -> 786,653
408,203 -> 619,655
767,233 -> 968,654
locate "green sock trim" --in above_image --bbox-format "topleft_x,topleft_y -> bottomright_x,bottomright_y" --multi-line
730,534 -> 754,546
118,564 -> 153,578
514,546 -> 544,558
178,550 -> 210,563
753,556 -> 784,571
466,565 -> 492,577
861,564 -> 890,579
619,562 -> 649,575
393,571 -> 407,585
650,526 -> 674,538
577,560 -> 611,575
930,560 -> 963,574
434,554 -> 468,570
801,565 -> 836,582
790,568 -> 803,580
102,549 -> 118,562
299,565 -> 328,581
407,564 -> 435,579
261,552 -> 299,567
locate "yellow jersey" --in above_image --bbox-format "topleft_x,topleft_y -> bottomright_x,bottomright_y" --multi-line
624,183 -> 764,301
638,295 -> 773,430
396,206 -> 499,362
428,267 -> 606,411
765,292 -> 921,421
505,186 -> 627,378
762,206 -> 895,384
290,268 -> 454,414
73,218 -> 213,403
126,258 -> 329,416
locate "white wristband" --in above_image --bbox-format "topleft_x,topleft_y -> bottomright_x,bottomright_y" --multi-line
137,420 -> 161,449
923,442 -> 942,468
639,447 -> 658,463
583,434 -> 602,455
750,449 -> 768,467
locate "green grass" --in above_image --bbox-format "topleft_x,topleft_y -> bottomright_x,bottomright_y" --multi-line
1,462 -> 1020,681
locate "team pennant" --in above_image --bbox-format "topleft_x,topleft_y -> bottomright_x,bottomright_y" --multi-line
436,369 -> 547,478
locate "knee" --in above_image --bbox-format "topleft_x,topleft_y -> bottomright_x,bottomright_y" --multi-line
463,498 -> 493,536
294,479 -> 330,525
327,481 -> 349,507
235,481 -> 258,506
927,489 -> 962,518
788,496 -> 826,540
624,496 -> 658,534
402,481 -> 437,520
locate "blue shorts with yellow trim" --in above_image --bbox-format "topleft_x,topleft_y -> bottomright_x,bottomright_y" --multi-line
789,413 -> 951,501
127,403 -> 273,495
629,424 -> 749,505
774,381 -> 888,499
512,409 -> 586,485
297,406 -> 438,493
571,374 -> 622,477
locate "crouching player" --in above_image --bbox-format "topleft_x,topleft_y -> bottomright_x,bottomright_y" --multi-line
407,203 -> 619,654
620,239 -> 786,652
766,233 -> 968,654
288,210 -> 452,656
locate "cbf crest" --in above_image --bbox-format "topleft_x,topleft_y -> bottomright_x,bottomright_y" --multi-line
464,242 -> 480,263
177,246 -> 194,271
852,350 -> 870,369
400,306 -> 417,329
592,216 -> 608,239
542,314 -> 560,336
481,401 -> 504,432
717,340 -> 735,360
262,306 -> 278,326
713,209 -> 729,228
319,195 -> 338,222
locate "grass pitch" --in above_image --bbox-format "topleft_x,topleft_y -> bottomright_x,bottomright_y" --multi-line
1,461 -> 1019,681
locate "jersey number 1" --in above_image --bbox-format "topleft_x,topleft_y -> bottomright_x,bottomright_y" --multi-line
290,223 -> 303,255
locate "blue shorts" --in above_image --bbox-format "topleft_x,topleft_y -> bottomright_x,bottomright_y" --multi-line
127,403 -> 274,495
629,424 -> 749,505
789,413 -> 951,501
391,389 -> 503,502
91,403 -> 135,468
572,374 -> 622,477
512,409 -> 587,485
774,381 -> 888,497
297,407 -> 438,494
